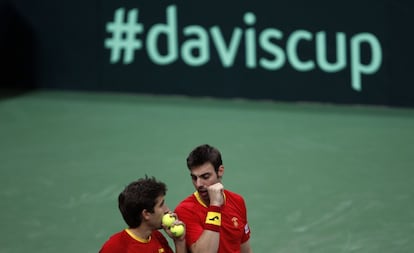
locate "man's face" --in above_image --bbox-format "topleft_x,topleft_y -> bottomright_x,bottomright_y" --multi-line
150,195 -> 170,229
190,162 -> 224,203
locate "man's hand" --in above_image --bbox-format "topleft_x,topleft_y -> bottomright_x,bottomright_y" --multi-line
207,182 -> 224,206
162,213 -> 186,241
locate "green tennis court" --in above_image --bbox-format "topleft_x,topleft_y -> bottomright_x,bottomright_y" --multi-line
1,90 -> 413,253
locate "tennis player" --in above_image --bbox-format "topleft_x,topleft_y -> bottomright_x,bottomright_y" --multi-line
100,176 -> 187,253
175,144 -> 253,253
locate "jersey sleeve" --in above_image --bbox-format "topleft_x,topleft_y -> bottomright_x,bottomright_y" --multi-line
99,232 -> 125,253
240,197 -> 251,243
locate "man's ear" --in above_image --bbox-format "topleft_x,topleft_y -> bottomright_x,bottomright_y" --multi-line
218,165 -> 224,178
141,209 -> 151,221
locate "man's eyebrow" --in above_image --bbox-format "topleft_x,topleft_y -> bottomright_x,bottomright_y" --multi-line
191,172 -> 210,178
159,198 -> 165,206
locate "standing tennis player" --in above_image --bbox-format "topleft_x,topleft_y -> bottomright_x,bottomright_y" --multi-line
99,176 -> 187,253
175,144 -> 253,253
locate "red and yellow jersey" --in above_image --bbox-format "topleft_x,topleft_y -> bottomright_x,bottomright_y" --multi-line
99,229 -> 173,253
175,189 -> 251,253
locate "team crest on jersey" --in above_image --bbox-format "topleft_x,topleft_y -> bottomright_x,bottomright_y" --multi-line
158,248 -> 165,253
231,217 -> 239,228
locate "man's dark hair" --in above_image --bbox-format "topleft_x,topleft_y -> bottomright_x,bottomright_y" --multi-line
118,176 -> 167,228
186,144 -> 223,173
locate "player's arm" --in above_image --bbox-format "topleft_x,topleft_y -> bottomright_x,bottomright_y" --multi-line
164,213 -> 187,253
189,230 -> 220,253
172,221 -> 187,253
241,240 -> 253,253
173,237 -> 187,253
190,183 -> 224,253
240,197 -> 253,253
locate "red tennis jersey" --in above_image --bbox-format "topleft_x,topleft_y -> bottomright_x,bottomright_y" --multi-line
175,189 -> 251,253
99,229 -> 173,253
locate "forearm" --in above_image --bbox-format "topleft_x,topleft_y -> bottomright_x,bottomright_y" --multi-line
190,230 -> 220,253
240,240 -> 253,253
174,239 -> 187,253
188,183 -> 224,253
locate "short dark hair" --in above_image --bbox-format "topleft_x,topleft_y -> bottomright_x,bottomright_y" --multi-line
186,144 -> 223,173
118,176 -> 167,228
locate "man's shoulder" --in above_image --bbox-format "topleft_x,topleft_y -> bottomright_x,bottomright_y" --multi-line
175,193 -> 198,211
105,229 -> 126,241
224,189 -> 245,201
99,230 -> 127,252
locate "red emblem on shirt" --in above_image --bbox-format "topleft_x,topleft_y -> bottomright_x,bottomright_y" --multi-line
231,217 -> 239,228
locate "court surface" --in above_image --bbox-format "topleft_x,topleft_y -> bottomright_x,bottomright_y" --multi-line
1,90 -> 413,253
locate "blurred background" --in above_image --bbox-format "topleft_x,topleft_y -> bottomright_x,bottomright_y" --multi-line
1,1 -> 414,253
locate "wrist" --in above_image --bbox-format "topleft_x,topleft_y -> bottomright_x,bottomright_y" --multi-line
173,237 -> 186,243
208,205 -> 221,212
204,205 -> 221,232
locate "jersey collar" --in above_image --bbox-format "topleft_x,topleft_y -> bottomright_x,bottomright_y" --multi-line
193,191 -> 226,208
125,229 -> 151,243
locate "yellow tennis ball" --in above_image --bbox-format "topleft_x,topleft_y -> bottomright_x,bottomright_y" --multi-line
170,224 -> 184,237
162,214 -> 176,227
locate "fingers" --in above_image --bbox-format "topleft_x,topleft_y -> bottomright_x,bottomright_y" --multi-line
168,213 -> 183,225
162,213 -> 186,240
207,182 -> 224,206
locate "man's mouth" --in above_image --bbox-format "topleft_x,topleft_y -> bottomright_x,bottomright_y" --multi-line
198,190 -> 208,197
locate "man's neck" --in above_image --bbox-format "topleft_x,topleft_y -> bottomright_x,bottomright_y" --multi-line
126,227 -> 152,242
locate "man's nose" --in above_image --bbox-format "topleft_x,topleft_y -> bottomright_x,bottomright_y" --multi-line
195,177 -> 203,187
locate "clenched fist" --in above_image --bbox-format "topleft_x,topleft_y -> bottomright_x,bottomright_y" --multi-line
207,182 -> 224,206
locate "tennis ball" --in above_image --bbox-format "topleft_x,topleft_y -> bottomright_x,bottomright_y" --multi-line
170,224 -> 184,237
162,214 -> 176,227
